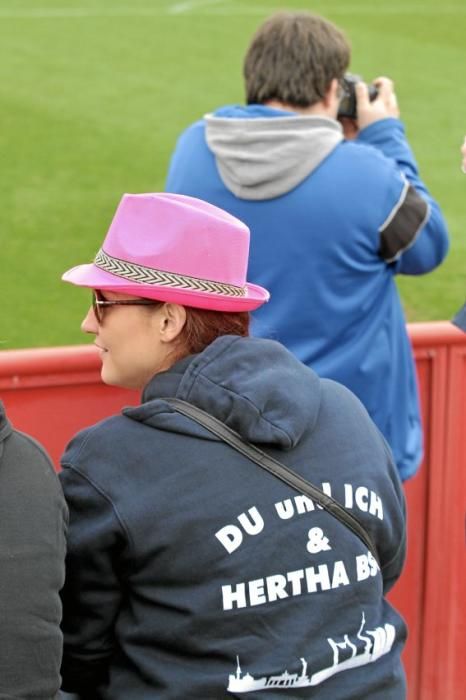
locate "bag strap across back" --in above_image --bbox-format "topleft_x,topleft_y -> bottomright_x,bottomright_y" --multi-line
166,398 -> 379,564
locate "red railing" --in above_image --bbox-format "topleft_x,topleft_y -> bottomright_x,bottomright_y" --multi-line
388,322 -> 466,699
0,321 -> 464,699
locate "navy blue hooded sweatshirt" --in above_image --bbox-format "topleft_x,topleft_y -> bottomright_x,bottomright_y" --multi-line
60,336 -> 406,699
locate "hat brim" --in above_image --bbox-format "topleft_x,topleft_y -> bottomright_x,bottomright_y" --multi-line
62,263 -> 270,312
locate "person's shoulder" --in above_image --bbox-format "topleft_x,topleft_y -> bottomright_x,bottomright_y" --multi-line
6,428 -> 55,474
320,377 -> 366,410
169,119 -> 209,162
177,117 -> 208,140
1,428 -> 65,514
175,104 -> 241,141
339,136 -> 392,165
319,378 -> 387,446
61,413 -> 134,471
317,378 -> 400,483
332,133 -> 404,190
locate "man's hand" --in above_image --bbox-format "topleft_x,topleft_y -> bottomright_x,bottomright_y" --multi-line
356,76 -> 400,131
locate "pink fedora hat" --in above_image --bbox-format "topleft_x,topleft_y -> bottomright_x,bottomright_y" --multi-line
62,193 -> 269,312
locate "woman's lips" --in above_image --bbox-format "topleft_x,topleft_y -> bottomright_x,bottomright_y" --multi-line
95,342 -> 108,356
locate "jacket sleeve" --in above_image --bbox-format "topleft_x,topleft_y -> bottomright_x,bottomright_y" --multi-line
0,430 -> 67,699
357,118 -> 449,274
59,462 -> 129,694
378,438 -> 407,595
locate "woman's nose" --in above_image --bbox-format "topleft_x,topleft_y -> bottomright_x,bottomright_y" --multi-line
81,306 -> 99,334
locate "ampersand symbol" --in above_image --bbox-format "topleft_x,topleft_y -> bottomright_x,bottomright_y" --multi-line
306,527 -> 331,554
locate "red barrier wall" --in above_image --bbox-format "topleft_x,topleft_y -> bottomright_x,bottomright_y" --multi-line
0,345 -> 139,465
387,322 -> 466,700
0,322 -> 465,699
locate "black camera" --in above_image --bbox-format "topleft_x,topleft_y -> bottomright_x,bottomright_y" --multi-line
337,73 -> 378,119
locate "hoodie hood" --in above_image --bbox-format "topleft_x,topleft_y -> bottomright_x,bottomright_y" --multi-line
125,335 -> 321,449
205,104 -> 343,200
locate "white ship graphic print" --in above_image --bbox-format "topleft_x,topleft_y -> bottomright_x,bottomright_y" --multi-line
227,612 -> 396,693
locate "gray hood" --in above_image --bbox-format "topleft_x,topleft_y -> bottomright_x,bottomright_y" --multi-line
205,113 -> 343,200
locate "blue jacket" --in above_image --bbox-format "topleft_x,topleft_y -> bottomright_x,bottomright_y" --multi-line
165,106 -> 449,480
60,336 -> 406,698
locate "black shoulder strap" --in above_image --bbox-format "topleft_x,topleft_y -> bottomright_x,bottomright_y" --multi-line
166,398 -> 379,564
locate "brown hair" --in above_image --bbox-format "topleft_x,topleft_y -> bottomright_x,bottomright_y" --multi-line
178,307 -> 249,355
140,300 -> 249,364
243,11 -> 350,108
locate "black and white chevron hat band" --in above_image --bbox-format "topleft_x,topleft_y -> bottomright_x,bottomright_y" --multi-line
94,249 -> 246,298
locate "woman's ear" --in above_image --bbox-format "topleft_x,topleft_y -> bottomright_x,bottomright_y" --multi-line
158,303 -> 187,343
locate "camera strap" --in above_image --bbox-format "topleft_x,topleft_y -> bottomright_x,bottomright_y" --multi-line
166,398 -> 379,564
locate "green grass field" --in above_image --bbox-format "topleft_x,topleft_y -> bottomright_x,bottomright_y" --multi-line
1,0 -> 465,349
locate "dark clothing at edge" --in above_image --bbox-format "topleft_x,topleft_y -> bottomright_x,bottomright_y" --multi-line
0,402 -> 67,699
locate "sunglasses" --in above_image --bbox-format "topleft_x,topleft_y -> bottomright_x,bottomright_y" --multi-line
92,290 -> 161,324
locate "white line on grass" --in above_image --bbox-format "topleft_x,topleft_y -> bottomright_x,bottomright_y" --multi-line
0,4 -> 463,18
0,8 -> 160,18
168,0 -> 228,14
0,2 -> 230,19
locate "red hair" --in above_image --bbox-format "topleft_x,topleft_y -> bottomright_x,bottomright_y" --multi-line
177,307 -> 250,356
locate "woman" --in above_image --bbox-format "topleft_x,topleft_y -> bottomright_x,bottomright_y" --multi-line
0,402 -> 67,698
60,193 -> 407,698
